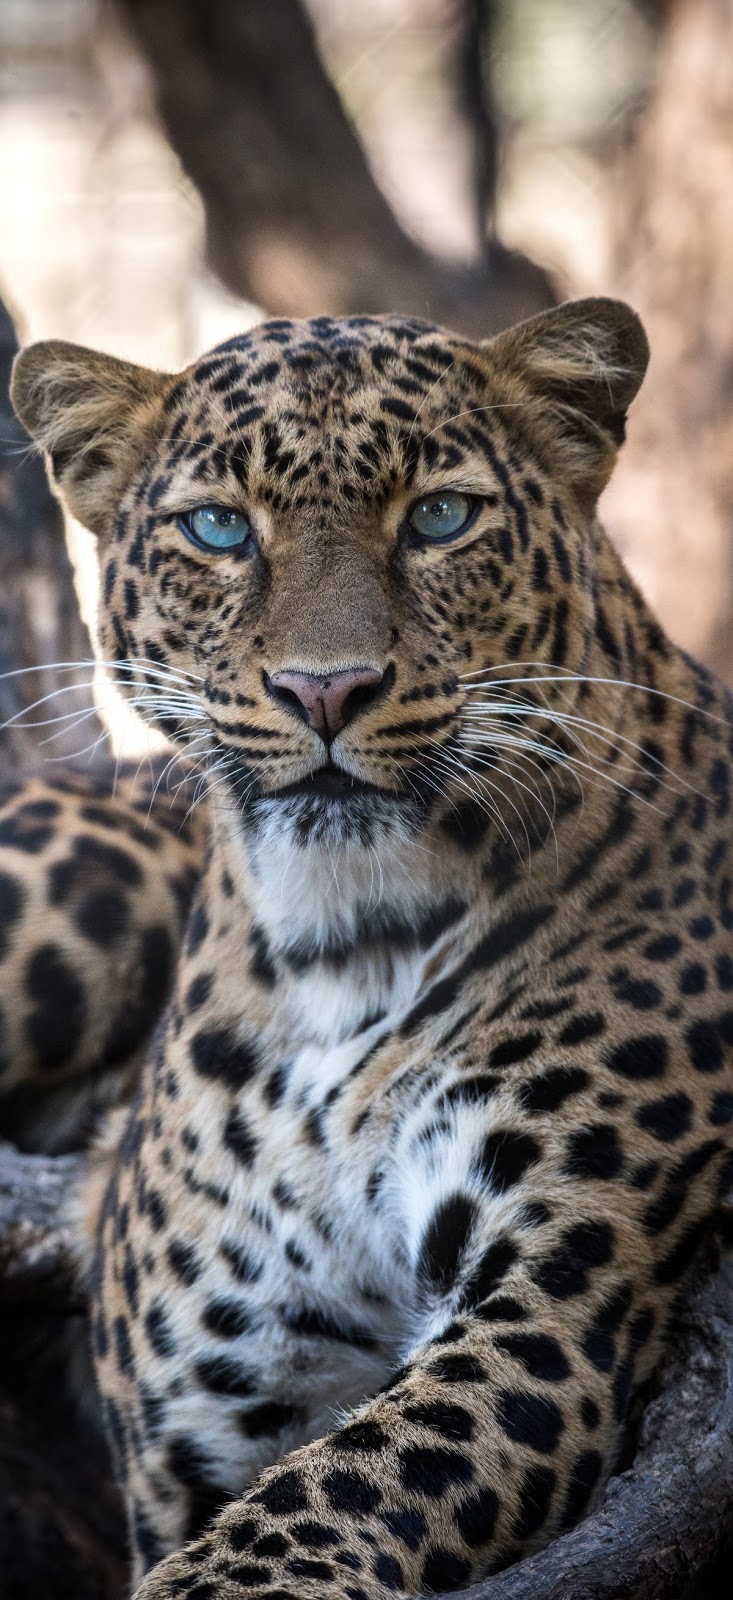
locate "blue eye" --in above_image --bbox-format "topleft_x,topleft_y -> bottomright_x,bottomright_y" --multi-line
409,491 -> 474,543
181,505 -> 253,551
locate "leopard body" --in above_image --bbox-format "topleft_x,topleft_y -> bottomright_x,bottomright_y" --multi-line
11,298 -> 733,1598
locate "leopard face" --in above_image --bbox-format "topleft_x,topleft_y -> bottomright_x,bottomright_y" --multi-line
11,301 -> 644,878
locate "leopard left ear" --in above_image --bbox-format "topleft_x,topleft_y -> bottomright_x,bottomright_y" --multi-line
484,296 -> 649,506
10,340 -> 170,537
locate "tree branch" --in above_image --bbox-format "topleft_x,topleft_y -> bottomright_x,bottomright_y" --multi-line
115,0 -> 554,336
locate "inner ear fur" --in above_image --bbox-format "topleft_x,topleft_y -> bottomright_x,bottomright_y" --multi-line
10,340 -> 169,536
484,296 -> 650,507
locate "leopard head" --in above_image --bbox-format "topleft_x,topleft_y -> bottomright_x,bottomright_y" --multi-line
12,299 -> 648,863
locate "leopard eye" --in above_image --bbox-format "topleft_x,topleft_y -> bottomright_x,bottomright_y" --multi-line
408,490 -> 474,543
180,505 -> 253,551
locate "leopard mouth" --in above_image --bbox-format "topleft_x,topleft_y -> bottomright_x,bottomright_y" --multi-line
270,766 -> 391,802
209,740 -> 403,812
214,744 -> 432,845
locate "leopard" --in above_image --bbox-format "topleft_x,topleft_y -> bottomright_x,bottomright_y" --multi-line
0,755 -> 206,1153
11,295 -> 733,1600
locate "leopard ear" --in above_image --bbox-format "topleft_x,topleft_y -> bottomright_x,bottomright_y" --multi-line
484,297 -> 649,506
10,340 -> 169,536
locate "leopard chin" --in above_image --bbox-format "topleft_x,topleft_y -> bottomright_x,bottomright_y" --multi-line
243,783 -> 425,850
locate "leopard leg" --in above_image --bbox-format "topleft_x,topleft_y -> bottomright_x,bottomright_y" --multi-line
129,1126 -> 728,1600
127,1283 -> 634,1598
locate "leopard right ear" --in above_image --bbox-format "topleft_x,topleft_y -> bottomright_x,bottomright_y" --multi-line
11,340 -> 170,536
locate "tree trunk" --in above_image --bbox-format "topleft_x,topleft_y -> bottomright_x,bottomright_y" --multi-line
602,0 -> 733,685
0,297 -> 107,766
114,0 -> 554,337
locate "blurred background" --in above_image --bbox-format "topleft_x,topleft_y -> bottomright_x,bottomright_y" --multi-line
1,0 -> 732,750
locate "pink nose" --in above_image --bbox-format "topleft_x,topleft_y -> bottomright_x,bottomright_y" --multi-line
266,666 -> 385,742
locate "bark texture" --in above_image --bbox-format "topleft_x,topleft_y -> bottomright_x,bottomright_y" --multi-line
603,0 -> 733,685
115,0 -> 554,336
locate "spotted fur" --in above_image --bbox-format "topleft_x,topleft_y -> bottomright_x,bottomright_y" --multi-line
0,757 -> 204,1151
12,298 -> 733,1597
